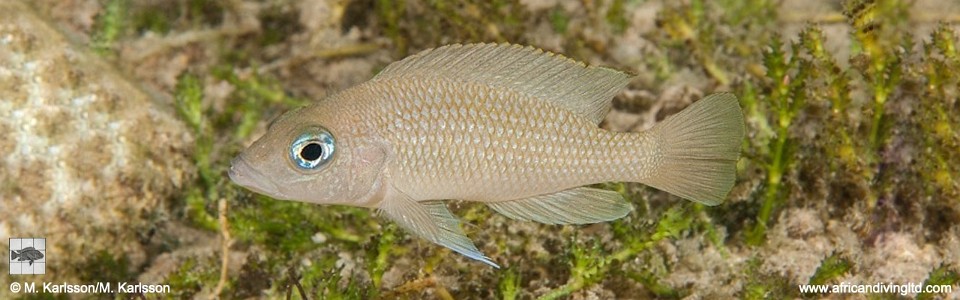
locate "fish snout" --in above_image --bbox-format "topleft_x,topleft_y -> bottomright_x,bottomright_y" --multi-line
228,156 -> 258,187
228,156 -> 281,196
227,156 -> 246,184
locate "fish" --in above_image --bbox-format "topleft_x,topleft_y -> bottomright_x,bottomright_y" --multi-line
11,247 -> 44,265
229,43 -> 744,268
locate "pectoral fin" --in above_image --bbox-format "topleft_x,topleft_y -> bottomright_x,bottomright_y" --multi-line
380,188 -> 499,268
488,187 -> 633,225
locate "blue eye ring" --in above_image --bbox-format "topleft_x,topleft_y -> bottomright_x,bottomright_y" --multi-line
290,127 -> 335,170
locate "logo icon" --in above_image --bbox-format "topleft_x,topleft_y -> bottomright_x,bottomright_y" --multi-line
9,238 -> 45,275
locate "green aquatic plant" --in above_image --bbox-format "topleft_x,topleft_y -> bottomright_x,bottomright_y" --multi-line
374,0 -> 528,56
538,238 -> 608,300
497,267 -> 521,300
91,0 -> 127,56
746,35 -> 810,246
626,270 -> 680,299
377,0 -> 408,56
918,266 -> 959,300
846,0 -> 909,153
368,224 -> 397,289
808,253 -> 853,286
175,73 -> 220,231
548,6 -> 570,34
539,205 -> 697,299
605,0 -> 629,34
165,257 -> 216,299
741,256 -> 795,299
656,1 -> 731,85
918,25 -> 960,198
845,0 -> 910,210
300,262 -> 368,300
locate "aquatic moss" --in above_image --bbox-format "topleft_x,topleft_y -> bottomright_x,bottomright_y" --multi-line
539,205 -> 697,298
605,0 -> 628,34
175,72 -> 219,231
133,9 -> 171,35
548,6 -> 570,34
497,267 -> 521,300
257,3 -> 303,47
374,0 -> 528,56
165,258 -> 206,298
76,251 -> 133,286
625,270 -> 680,298
918,25 -> 960,199
367,223 -> 397,289
91,0 -> 127,56
742,257 -> 796,299
808,253 -> 853,286
918,266 -> 959,300
377,0 -> 408,56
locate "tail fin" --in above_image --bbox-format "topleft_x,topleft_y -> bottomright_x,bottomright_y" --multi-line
641,93 -> 744,205
11,250 -> 18,260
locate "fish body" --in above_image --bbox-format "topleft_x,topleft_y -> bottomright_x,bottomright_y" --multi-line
335,77 -> 657,203
11,247 -> 44,265
230,43 -> 744,267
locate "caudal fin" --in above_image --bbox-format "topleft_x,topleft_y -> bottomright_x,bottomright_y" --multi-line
11,250 -> 18,260
641,93 -> 744,205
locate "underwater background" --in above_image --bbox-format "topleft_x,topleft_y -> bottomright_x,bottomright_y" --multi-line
1,0 -> 958,298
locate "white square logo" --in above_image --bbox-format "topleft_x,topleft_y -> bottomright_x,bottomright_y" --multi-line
9,238 -> 45,275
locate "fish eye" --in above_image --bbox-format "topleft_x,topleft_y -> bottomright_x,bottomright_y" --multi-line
290,127 -> 335,170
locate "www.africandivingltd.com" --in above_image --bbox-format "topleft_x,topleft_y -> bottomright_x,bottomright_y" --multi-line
799,281 -> 953,296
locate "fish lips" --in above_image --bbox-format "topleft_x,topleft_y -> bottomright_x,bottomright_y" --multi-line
229,156 -> 282,196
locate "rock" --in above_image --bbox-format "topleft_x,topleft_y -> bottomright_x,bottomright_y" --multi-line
0,0 -> 192,292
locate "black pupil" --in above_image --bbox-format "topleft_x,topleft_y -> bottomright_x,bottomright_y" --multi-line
300,143 -> 323,161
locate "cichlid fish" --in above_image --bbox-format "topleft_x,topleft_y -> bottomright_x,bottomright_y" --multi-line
229,43 -> 744,267
11,247 -> 44,265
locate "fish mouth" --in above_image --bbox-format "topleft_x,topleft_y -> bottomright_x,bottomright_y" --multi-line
228,156 -> 281,196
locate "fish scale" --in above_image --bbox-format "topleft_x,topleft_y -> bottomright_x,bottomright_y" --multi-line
361,77 -> 659,202
230,43 -> 744,267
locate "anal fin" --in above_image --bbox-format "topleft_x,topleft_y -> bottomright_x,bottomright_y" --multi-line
380,187 -> 499,268
488,187 -> 633,225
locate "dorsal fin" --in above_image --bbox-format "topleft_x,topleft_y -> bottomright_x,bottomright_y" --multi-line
373,43 -> 631,124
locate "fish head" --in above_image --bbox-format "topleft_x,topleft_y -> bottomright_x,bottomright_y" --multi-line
229,106 -> 388,207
